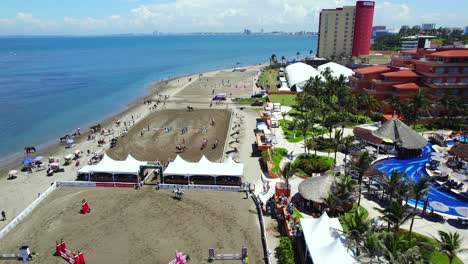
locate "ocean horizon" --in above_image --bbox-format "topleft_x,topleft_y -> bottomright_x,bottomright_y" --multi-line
0,35 -> 317,161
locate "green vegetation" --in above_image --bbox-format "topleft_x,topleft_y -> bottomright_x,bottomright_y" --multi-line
278,236 -> 295,264
292,153 -> 334,175
231,97 -> 266,105
279,120 -> 327,143
261,148 -> 287,173
268,94 -> 297,106
258,67 -> 279,91
339,203 -> 369,232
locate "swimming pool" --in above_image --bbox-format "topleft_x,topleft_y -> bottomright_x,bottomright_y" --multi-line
372,143 -> 467,218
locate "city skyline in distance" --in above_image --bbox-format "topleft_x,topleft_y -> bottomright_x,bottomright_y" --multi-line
0,0 -> 467,35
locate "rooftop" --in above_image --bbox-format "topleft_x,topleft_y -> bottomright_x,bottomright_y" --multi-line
353,66 -> 391,75
428,49 -> 468,58
381,70 -> 419,78
393,83 -> 420,89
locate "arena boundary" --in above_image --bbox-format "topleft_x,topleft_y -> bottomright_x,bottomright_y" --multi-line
159,183 -> 241,192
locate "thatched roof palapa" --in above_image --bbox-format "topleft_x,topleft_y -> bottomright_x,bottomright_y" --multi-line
372,118 -> 427,150
298,176 -> 334,202
449,143 -> 468,161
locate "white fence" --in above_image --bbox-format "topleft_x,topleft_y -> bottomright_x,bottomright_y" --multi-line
159,184 -> 241,192
0,182 -> 58,240
57,181 -> 97,187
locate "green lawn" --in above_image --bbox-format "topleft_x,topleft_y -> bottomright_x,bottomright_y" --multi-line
271,148 -> 288,173
258,67 -> 279,91
279,119 -> 328,143
268,94 -> 297,107
399,230 -> 463,264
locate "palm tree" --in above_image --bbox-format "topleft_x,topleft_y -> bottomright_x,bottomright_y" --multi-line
281,162 -> 296,191
295,113 -> 312,154
407,175 -> 431,240
351,150 -> 373,207
380,231 -> 425,263
305,137 -> 317,155
338,135 -> 355,164
435,231 -> 468,264
379,170 -> 407,202
270,53 -> 277,65
332,129 -> 343,164
376,198 -> 413,233
309,49 -> 314,58
281,55 -> 286,65
296,51 -> 300,59
281,111 -> 287,121
342,207 -> 370,256
408,88 -> 432,128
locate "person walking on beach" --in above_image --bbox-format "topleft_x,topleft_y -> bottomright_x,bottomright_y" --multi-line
1,211 -> 5,221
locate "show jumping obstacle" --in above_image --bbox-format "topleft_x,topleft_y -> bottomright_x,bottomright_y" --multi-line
208,247 -> 248,262
55,240 -> 85,264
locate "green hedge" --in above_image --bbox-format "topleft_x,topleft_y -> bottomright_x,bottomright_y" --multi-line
279,236 -> 295,264
292,153 -> 334,175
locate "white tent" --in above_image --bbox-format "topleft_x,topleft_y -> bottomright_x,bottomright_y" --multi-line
164,155 -> 243,177
285,62 -> 320,91
278,81 -> 290,91
78,154 -> 146,175
318,62 -> 353,80
300,212 -> 355,264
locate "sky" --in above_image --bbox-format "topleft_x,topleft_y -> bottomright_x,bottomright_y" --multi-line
0,0 -> 467,35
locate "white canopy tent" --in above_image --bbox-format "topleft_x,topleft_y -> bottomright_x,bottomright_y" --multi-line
78,154 -> 146,176
300,212 -> 355,264
164,155 -> 243,178
318,62 -> 353,80
285,62 -> 321,92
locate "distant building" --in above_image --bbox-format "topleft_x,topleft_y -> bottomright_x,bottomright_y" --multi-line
317,1 -> 375,59
464,26 -> 468,34
400,35 -> 436,50
372,26 -> 388,38
422,23 -> 436,31
401,25 -> 409,30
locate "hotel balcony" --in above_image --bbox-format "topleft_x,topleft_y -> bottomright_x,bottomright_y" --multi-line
424,82 -> 468,89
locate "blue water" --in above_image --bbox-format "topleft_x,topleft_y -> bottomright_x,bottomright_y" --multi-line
0,35 -> 317,159
373,143 -> 467,218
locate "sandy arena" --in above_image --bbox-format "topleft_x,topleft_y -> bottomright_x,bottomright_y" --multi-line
107,109 -> 231,162
0,187 -> 263,263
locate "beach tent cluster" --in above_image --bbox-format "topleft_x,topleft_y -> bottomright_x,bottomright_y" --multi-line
283,62 -> 353,92
78,154 -> 146,182
300,212 -> 355,264
163,155 -> 244,185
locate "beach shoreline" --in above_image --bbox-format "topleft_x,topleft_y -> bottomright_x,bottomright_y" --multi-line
0,63 -> 265,177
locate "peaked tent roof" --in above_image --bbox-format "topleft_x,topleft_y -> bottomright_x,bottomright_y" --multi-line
285,62 -> 321,91
78,154 -> 146,175
318,62 -> 353,79
164,155 -> 244,177
372,118 -> 427,149
300,212 -> 355,264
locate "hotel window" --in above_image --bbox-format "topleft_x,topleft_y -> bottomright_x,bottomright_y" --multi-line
447,77 -> 456,83
461,77 -> 468,83
448,67 -> 459,74
433,78 -> 443,84
450,89 -> 459,95
434,67 -> 445,74
435,89 -> 443,96
463,67 -> 468,74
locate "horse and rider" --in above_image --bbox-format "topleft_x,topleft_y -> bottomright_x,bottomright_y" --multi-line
173,188 -> 184,200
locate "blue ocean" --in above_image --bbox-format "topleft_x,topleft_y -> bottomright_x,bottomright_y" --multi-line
0,35 -> 317,160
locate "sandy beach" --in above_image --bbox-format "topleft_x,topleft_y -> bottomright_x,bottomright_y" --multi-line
0,64 -> 267,261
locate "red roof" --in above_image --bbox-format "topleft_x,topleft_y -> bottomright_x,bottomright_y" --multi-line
353,127 -> 383,145
393,83 -> 420,89
400,49 -> 417,54
429,49 -> 468,58
354,66 -> 391,75
381,70 -> 419,78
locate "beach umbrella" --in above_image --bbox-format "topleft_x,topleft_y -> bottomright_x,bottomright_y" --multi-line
22,157 -> 33,164
66,139 -> 74,144
455,206 -> 468,218
429,201 -> 449,212
437,166 -> 453,174
33,156 -> 44,162
450,172 -> 467,181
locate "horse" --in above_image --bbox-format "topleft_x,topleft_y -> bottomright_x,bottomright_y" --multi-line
187,106 -> 194,111
90,124 -> 101,133
24,146 -> 36,154
72,131 -> 81,138
172,189 -> 184,200
59,134 -> 70,142
97,139 -> 106,146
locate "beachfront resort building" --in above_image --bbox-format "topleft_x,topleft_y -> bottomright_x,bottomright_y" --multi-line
351,47 -> 468,119
317,1 -> 375,59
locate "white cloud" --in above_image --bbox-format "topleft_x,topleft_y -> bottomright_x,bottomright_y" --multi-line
1,1 -> 467,35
